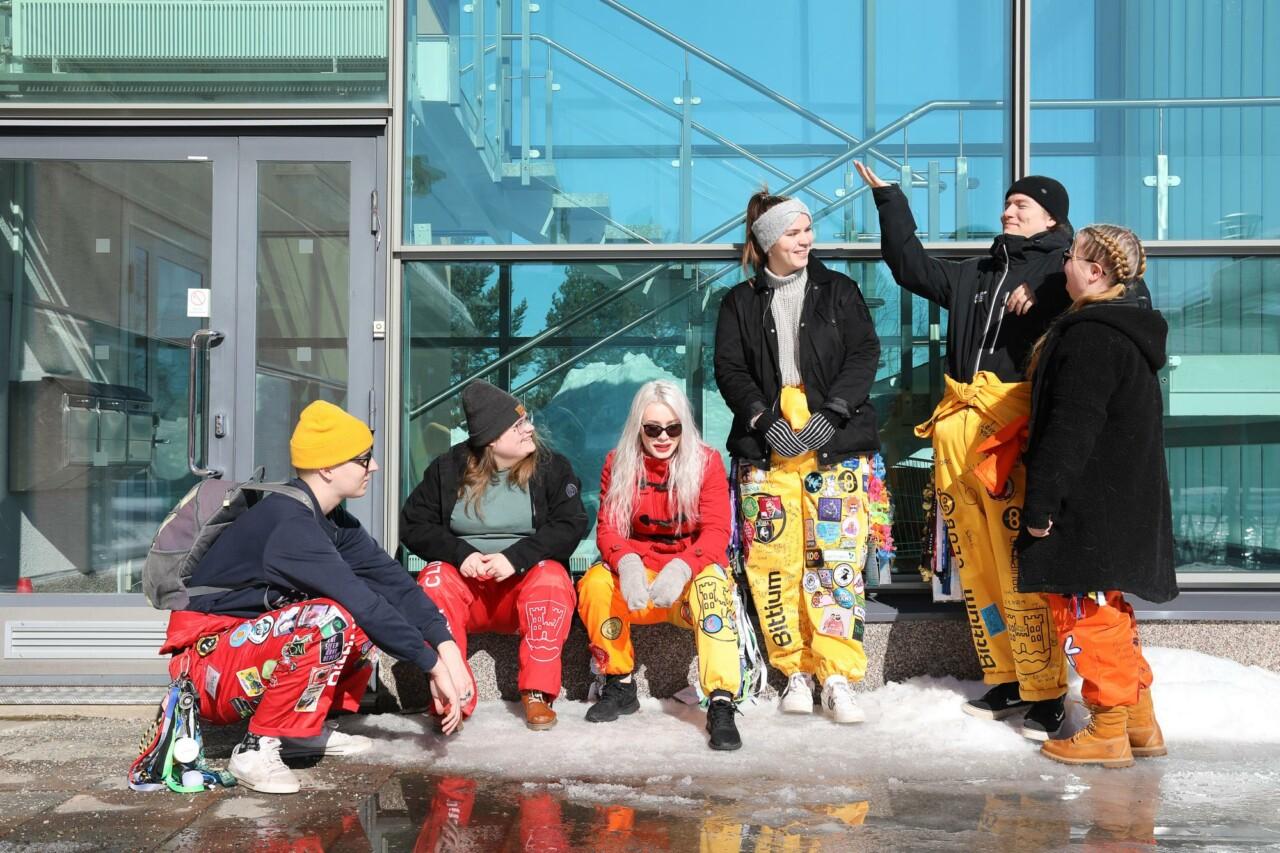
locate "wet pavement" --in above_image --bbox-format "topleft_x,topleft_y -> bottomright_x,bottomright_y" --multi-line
2,711 -> 1280,851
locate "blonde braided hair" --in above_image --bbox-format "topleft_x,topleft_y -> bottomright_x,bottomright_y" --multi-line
1024,223 -> 1147,377
1081,224 -> 1146,284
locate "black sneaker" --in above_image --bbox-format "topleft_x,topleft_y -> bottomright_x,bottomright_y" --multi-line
1020,695 -> 1066,741
962,682 -> 1030,720
585,674 -> 640,723
706,691 -> 742,751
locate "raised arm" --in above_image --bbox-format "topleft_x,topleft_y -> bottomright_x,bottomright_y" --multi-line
855,161 -> 963,308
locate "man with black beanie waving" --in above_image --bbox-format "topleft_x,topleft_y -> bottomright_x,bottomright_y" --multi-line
855,163 -> 1070,741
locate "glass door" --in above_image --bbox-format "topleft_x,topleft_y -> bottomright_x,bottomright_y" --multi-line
233,138 -> 382,530
1,138 -> 236,595
0,135 -> 382,600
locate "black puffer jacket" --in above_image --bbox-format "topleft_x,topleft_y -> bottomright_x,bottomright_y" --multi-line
400,442 -> 589,573
714,256 -> 881,467
872,184 -> 1073,382
1016,296 -> 1178,603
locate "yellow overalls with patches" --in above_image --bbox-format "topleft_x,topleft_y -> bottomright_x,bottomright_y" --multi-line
577,563 -> 741,696
738,387 -> 871,684
916,371 -> 1066,700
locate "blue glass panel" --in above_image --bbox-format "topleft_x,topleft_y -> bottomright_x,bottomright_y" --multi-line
404,0 -> 1010,245
1031,0 -> 1280,240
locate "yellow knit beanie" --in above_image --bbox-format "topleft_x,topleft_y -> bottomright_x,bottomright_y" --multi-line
290,400 -> 374,469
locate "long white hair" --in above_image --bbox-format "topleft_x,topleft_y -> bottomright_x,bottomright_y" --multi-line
602,380 -> 707,537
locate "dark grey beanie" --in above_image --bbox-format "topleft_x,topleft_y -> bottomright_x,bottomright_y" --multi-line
462,381 -> 525,448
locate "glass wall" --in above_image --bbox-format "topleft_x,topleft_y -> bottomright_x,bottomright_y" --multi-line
399,0 -> 1280,584
0,1 -> 388,103
403,0 -> 1011,245
1,159 -> 213,592
1031,0 -> 1280,239
400,258 -> 936,576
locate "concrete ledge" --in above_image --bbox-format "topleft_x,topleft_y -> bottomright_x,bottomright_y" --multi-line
377,609 -> 1280,711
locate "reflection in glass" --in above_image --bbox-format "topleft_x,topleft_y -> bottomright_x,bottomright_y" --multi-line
1031,0 -> 1280,240
403,0 -> 1010,245
254,162 -> 352,481
0,159 -> 212,592
1154,256 -> 1280,572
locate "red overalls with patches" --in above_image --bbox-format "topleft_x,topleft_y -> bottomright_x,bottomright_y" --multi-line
162,600 -> 376,739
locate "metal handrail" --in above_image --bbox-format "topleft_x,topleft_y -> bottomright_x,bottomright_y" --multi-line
409,89 -> 1280,419
457,32 -> 841,205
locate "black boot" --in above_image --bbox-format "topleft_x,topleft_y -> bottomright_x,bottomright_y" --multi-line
706,690 -> 742,751
962,681 -> 1030,720
1021,695 -> 1066,741
585,674 -> 639,723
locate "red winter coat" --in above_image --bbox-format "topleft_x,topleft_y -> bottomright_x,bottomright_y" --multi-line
596,446 -> 731,574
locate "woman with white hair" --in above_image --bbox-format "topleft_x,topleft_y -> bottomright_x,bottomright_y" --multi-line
576,380 -> 742,750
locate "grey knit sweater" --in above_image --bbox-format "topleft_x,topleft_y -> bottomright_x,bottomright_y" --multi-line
764,265 -> 807,387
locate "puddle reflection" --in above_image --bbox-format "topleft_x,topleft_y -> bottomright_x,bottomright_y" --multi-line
355,766 -> 1280,852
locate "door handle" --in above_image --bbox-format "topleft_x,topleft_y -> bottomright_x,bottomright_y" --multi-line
187,328 -> 225,478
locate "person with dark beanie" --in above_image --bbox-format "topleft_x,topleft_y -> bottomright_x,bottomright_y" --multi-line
1018,224 -> 1177,768
400,381 -> 589,731
855,162 -> 1070,739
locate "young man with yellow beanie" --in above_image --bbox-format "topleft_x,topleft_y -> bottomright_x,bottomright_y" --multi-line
159,400 -> 470,795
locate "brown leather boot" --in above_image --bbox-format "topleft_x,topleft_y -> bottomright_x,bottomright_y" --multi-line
1127,687 -> 1167,757
1041,704 -> 1134,768
521,691 -> 557,731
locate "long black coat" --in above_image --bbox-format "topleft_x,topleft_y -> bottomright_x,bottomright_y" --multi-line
1015,297 -> 1178,603
714,256 -> 881,467
400,442 -> 588,573
872,184 -> 1073,382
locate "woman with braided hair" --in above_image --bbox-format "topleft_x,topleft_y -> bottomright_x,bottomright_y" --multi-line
1016,224 -> 1178,768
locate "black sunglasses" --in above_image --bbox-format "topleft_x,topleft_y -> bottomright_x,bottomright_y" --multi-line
642,422 -> 683,439
348,450 -> 374,469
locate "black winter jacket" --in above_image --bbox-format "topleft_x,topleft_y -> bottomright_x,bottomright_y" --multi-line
400,442 -> 588,573
188,479 -> 454,672
872,184 -> 1073,382
714,256 -> 881,467
1016,297 -> 1178,603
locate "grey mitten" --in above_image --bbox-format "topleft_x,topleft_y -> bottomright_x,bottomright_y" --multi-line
764,418 -> 808,457
648,558 -> 692,608
616,553 -> 651,612
796,409 -> 836,450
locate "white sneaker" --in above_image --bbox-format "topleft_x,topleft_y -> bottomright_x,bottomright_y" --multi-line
780,672 -> 815,714
280,722 -> 373,758
229,734 -> 300,794
821,675 -> 865,724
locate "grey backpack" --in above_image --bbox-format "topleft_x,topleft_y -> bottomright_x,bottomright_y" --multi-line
142,472 -> 313,610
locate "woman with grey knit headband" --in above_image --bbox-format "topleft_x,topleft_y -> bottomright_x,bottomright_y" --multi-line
714,189 -> 889,725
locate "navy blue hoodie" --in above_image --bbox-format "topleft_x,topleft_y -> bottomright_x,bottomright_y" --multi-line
187,479 -> 453,672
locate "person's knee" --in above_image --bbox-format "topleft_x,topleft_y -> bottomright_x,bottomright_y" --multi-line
576,562 -> 615,601
524,560 -> 575,601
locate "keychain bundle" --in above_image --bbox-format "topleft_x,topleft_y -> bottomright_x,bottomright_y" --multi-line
128,671 -> 236,793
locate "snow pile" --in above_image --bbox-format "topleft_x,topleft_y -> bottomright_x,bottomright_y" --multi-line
348,647 -> 1280,789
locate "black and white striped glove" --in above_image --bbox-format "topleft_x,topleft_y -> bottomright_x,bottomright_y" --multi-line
764,417 -> 809,458
796,410 -> 836,451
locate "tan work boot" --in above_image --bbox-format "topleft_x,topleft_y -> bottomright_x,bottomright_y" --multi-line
1127,687 -> 1167,757
521,690 -> 558,731
1041,704 -> 1134,768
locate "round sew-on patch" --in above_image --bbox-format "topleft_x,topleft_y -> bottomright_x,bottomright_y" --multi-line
566,483 -> 578,498
600,616 -> 623,640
